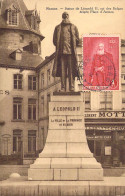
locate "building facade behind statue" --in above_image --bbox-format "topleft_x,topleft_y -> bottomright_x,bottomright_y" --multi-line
37,39 -> 125,167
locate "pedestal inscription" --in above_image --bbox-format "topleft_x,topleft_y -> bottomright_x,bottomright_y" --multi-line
50,116 -> 84,129
28,93 -> 103,181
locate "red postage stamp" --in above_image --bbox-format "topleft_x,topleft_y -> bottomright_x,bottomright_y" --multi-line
82,35 -> 120,91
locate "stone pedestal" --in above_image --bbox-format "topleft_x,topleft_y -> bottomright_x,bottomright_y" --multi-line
28,92 -> 103,181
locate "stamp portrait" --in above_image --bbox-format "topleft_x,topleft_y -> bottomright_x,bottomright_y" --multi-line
83,35 -> 120,91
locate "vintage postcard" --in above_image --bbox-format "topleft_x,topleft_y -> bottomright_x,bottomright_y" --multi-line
0,0 -> 125,195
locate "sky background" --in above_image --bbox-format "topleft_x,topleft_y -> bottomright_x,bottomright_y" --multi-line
24,0 -> 125,59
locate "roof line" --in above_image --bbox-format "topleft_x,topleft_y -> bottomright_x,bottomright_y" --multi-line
36,52 -> 55,70
0,27 -> 44,40
0,64 -> 36,70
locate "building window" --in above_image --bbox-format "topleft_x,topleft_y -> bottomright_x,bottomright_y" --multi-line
13,130 -> 22,153
47,69 -> 51,85
14,74 -> 23,89
7,9 -> 19,26
28,76 -> 36,90
77,54 -> 82,62
122,96 -> 125,109
47,94 -> 50,115
41,96 -> 44,116
122,84 -> 125,91
38,40 -> 41,54
100,92 -> 112,110
41,73 -> 44,89
84,92 -> 91,110
13,98 -> 22,120
28,99 -> 36,120
20,34 -> 24,43
28,130 -> 36,153
122,84 -> 125,109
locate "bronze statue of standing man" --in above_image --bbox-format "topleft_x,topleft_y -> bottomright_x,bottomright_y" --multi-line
52,12 -> 79,92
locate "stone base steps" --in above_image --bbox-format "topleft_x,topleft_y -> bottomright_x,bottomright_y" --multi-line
0,177 -> 125,196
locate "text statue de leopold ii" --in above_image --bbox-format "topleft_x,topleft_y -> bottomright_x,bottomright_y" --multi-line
52,12 -> 80,92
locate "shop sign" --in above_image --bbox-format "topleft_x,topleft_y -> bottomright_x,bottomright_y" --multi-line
87,135 -> 111,139
85,111 -> 125,118
86,126 -> 125,131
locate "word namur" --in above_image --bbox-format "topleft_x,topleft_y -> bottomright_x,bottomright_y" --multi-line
53,107 -> 80,111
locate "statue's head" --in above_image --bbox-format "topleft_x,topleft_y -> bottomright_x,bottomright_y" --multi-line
62,12 -> 69,19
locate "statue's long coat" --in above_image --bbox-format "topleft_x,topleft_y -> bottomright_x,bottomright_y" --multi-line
52,23 -> 79,77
